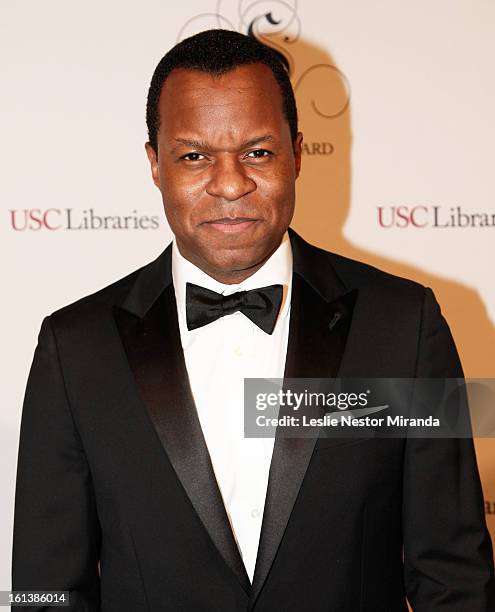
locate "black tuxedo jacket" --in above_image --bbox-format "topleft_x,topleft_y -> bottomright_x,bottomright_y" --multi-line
12,229 -> 494,611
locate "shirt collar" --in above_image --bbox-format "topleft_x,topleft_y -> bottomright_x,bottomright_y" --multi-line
172,231 -> 293,331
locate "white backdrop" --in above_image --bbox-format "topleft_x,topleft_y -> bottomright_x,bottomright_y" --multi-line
2,0 -> 494,588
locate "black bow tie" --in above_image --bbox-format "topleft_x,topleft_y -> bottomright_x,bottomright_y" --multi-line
185,282 -> 283,335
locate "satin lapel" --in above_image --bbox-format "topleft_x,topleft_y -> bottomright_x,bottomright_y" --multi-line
250,269 -> 358,605
114,254 -> 250,594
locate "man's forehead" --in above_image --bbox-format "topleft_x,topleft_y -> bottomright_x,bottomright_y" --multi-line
160,64 -> 280,98
156,64 -> 290,144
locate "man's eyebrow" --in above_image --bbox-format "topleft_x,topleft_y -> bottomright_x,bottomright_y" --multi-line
171,134 -> 275,153
239,134 -> 274,149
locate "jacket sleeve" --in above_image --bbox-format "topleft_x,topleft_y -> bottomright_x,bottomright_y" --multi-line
12,316 -> 101,611
403,287 -> 494,610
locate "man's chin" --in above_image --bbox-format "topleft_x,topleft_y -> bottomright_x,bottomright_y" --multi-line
198,250 -> 273,282
206,257 -> 262,275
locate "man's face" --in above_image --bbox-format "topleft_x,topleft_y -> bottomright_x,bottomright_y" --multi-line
145,63 -> 303,283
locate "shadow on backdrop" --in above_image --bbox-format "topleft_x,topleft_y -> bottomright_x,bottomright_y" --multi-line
290,36 -> 495,380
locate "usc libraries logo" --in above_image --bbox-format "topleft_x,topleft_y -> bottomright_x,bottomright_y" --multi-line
378,206 -> 495,229
9,208 -> 160,231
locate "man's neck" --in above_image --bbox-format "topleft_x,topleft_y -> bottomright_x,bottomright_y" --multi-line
175,240 -> 284,286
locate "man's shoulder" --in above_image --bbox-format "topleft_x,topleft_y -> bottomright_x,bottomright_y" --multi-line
296,234 -> 427,303
329,249 -> 424,294
47,251 -> 163,328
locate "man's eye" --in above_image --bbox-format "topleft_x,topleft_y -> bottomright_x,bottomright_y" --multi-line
245,149 -> 272,159
182,153 -> 206,161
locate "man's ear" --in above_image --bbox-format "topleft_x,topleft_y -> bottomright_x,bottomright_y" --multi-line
293,132 -> 303,178
145,142 -> 160,189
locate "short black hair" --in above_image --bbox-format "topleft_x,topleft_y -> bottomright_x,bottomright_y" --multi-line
146,29 -> 298,154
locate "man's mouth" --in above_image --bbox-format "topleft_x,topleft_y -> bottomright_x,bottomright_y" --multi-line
203,217 -> 259,233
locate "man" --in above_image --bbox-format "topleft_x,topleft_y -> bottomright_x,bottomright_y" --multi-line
12,29 -> 494,611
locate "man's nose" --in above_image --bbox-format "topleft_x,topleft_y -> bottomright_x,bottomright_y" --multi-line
206,157 -> 256,201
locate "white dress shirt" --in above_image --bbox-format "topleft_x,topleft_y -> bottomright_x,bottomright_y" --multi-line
171,232 -> 292,582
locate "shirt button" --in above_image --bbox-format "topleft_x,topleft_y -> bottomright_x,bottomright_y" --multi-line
251,508 -> 260,518
234,345 -> 243,357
